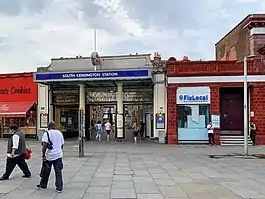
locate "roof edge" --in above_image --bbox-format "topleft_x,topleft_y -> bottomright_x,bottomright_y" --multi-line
215,14 -> 252,46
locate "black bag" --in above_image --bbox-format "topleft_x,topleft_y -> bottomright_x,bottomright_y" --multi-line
46,131 -> 53,150
40,161 -> 51,178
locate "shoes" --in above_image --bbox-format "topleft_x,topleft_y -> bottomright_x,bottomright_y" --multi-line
22,175 -> 31,178
0,176 -> 8,181
37,185 -> 47,190
56,189 -> 63,193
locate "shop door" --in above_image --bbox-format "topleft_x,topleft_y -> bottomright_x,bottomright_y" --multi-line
220,89 -> 244,134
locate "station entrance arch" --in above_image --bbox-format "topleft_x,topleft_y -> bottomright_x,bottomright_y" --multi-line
35,69 -> 154,142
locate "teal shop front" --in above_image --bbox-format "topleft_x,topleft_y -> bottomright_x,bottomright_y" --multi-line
177,86 -> 211,144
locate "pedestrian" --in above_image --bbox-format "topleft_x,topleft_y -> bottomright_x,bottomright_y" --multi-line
207,121 -> 215,145
104,120 -> 112,142
0,124 -> 31,181
95,121 -> 102,141
140,121 -> 145,139
132,121 -> 139,144
37,121 -> 65,193
250,121 -> 257,145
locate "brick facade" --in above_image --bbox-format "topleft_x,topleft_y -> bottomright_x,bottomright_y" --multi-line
166,59 -> 265,145
215,14 -> 265,61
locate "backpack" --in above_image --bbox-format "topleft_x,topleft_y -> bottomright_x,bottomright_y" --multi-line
94,125 -> 99,132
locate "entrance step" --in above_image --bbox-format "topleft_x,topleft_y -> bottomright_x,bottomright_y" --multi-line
220,135 -> 253,146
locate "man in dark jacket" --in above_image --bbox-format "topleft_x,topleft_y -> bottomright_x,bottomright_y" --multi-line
0,124 -> 31,180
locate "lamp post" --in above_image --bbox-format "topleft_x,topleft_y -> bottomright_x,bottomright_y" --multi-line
243,56 -> 248,156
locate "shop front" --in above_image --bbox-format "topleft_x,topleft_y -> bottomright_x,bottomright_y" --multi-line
0,73 -> 38,138
177,87 -> 211,143
167,58 -> 265,145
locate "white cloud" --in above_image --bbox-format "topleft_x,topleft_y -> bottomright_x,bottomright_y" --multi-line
0,0 -> 264,73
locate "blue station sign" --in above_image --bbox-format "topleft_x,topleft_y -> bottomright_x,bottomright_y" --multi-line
34,69 -> 152,82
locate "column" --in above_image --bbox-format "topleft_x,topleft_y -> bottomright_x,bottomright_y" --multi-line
79,84 -> 86,137
48,86 -> 53,122
116,82 -> 124,139
79,84 -> 86,110
153,81 -> 158,138
78,84 -> 86,157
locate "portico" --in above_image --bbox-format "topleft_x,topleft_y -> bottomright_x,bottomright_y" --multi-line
34,54 -> 167,142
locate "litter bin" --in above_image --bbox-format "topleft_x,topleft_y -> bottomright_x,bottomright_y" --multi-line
37,130 -> 45,141
158,130 -> 166,144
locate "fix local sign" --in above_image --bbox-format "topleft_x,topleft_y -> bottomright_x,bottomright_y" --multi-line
177,87 -> 210,104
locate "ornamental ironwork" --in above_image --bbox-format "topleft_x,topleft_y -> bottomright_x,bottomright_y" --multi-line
86,91 -> 116,102
123,88 -> 153,102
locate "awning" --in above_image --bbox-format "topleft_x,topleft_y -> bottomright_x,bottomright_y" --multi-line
0,102 -> 35,118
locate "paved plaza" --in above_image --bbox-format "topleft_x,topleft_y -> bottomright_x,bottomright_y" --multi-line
0,140 -> 265,198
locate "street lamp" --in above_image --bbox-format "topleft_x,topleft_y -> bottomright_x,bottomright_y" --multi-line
241,55 -> 256,156
243,56 -> 248,156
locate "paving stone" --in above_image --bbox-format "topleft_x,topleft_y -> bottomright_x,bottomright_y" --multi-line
83,193 -> 110,199
137,193 -> 163,199
110,189 -> 136,199
135,183 -> 160,194
89,177 -> 112,187
112,181 -> 134,189
113,175 -> 133,181
86,186 -> 111,194
154,178 -> 178,186
159,186 -> 188,198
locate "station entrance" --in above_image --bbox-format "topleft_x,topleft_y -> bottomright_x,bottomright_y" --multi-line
50,80 -> 154,142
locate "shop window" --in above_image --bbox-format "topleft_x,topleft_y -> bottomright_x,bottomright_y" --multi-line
55,107 -> 79,133
178,105 -> 210,128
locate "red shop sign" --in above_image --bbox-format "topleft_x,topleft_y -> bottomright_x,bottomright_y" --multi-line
0,74 -> 37,102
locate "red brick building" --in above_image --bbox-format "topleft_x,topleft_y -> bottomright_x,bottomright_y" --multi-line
166,58 -> 265,145
216,14 -> 265,61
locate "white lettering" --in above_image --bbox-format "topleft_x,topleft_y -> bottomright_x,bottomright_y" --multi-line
63,74 -> 76,78
102,72 -> 118,77
62,72 -> 119,79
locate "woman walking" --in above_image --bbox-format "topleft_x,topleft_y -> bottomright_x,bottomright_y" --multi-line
132,121 -> 139,144
94,121 -> 102,141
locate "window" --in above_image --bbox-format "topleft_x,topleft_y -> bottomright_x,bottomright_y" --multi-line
178,105 -> 210,128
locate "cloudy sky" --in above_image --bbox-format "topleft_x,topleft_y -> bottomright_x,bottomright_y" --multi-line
0,0 -> 264,73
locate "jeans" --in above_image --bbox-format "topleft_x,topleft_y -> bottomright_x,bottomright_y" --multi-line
250,132 -> 256,145
2,154 -> 31,179
208,133 -> 215,145
39,158 -> 63,191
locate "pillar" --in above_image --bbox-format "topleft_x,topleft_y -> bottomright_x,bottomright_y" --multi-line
153,73 -> 167,138
79,84 -> 86,110
116,82 -> 124,139
79,84 -> 86,157
79,84 -> 86,137
48,86 -> 53,122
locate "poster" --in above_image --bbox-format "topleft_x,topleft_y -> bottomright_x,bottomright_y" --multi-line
211,114 -> 220,128
156,113 -> 165,129
40,114 -> 48,128
117,114 -> 123,128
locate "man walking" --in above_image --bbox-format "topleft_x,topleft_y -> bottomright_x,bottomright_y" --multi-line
37,121 -> 65,193
0,124 -> 31,180
104,120 -> 112,142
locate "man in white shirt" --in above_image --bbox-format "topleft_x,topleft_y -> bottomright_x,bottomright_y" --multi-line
37,121 -> 65,193
207,121 -> 215,145
104,121 -> 112,142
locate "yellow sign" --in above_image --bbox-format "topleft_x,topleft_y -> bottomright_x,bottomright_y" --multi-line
79,107 -> 84,111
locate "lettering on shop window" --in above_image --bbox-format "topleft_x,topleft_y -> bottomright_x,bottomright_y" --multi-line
0,86 -> 31,95
54,96 -> 78,103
